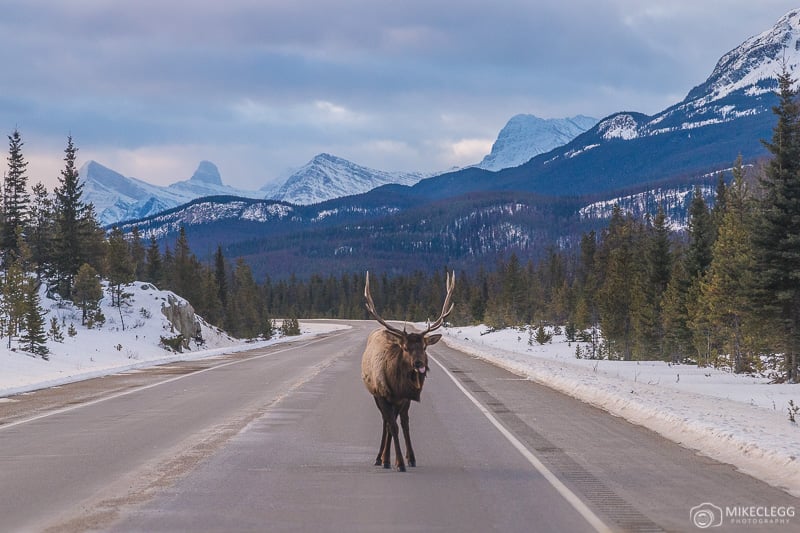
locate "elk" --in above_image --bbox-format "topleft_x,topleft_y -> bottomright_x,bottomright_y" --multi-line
361,271 -> 455,471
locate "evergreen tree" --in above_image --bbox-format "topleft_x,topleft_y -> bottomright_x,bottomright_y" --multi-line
696,158 -> 756,372
48,316 -> 64,342
214,245 -> 228,309
129,226 -> 146,281
145,236 -> 163,285
171,226 -> 203,305
631,207 -> 672,359
661,253 -> 693,362
597,206 -> 636,359
28,182 -> 55,279
106,227 -> 134,327
2,128 -> 30,262
1,259 -> 26,348
685,186 -> 715,279
73,263 -> 103,326
751,67 -> 800,382
228,258 -> 261,338
52,135 -> 88,296
21,278 -> 48,358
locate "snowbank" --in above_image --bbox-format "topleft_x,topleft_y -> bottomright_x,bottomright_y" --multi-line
441,325 -> 800,497
0,282 -> 348,398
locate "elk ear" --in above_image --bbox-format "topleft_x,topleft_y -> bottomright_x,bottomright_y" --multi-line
425,334 -> 442,346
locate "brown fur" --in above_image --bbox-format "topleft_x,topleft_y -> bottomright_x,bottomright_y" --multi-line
361,328 -> 441,471
361,270 -> 453,472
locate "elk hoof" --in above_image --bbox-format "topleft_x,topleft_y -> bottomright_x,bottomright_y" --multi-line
383,462 -> 391,469
408,459 -> 416,467
396,464 -> 406,472
374,458 -> 382,466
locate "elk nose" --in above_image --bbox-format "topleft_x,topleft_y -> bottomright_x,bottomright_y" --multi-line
414,360 -> 424,369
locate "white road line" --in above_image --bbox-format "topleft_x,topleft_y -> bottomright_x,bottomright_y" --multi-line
431,354 -> 613,533
0,332 -> 347,432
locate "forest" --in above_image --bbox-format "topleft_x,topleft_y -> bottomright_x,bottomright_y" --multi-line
3,70 -> 800,383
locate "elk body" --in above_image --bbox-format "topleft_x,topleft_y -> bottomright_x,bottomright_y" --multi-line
361,271 -> 455,472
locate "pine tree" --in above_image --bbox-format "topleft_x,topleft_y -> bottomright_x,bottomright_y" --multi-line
597,206 -> 636,359
145,236 -> 163,285
73,263 -> 103,326
214,245 -> 228,309
52,135 -> 88,296
2,128 -> 30,262
106,227 -> 135,325
20,278 -> 48,358
129,226 -> 146,281
631,207 -> 672,360
1,259 -> 27,348
48,316 -> 64,342
28,182 -> 55,279
696,157 -> 756,373
228,258 -> 261,338
751,66 -> 800,382
685,187 -> 715,279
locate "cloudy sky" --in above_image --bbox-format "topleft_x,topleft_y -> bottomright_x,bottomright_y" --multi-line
1,0 -> 799,191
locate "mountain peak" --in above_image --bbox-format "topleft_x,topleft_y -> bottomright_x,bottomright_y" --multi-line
270,153 -> 425,205
477,114 -> 597,171
190,161 -> 223,186
685,8 -> 800,105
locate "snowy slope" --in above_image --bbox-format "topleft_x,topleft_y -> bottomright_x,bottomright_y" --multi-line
0,282 -> 345,396
477,114 -> 597,171
268,153 -> 427,205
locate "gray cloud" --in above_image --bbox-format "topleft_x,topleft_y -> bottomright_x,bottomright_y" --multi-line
0,0 -> 798,190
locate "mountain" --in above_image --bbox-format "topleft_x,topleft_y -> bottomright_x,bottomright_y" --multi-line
81,160 -> 264,226
408,10 -> 800,201
168,160 -> 258,200
83,155 -> 430,224
81,161 -> 192,226
477,114 -> 597,171
122,10 -> 798,280
267,153 -> 428,205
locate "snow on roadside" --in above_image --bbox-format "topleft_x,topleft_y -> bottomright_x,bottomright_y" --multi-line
0,282 -> 349,398
441,325 -> 800,498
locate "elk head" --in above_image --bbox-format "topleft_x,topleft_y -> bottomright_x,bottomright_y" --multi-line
364,271 -> 455,388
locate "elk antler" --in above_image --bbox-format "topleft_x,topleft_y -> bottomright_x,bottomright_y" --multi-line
364,271 -> 406,337
421,271 -> 455,335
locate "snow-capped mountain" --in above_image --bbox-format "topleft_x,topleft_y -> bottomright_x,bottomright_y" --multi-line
477,114 -> 597,171
267,153 -> 428,205
81,160 -> 263,226
167,160 -> 258,200
81,161 -> 191,226
542,9 -> 800,172
83,154 -> 431,224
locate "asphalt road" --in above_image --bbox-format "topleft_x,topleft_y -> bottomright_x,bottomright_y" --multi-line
1,320 -> 798,532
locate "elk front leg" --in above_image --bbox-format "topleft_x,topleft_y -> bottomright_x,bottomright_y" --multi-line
399,401 -> 415,467
375,397 -> 405,472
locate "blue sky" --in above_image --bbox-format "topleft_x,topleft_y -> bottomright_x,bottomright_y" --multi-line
1,0 -> 799,191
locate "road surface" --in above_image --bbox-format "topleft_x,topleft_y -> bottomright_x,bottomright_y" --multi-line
0,320 -> 797,532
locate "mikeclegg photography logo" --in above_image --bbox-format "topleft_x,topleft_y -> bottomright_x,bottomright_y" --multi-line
691,502 -> 796,529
